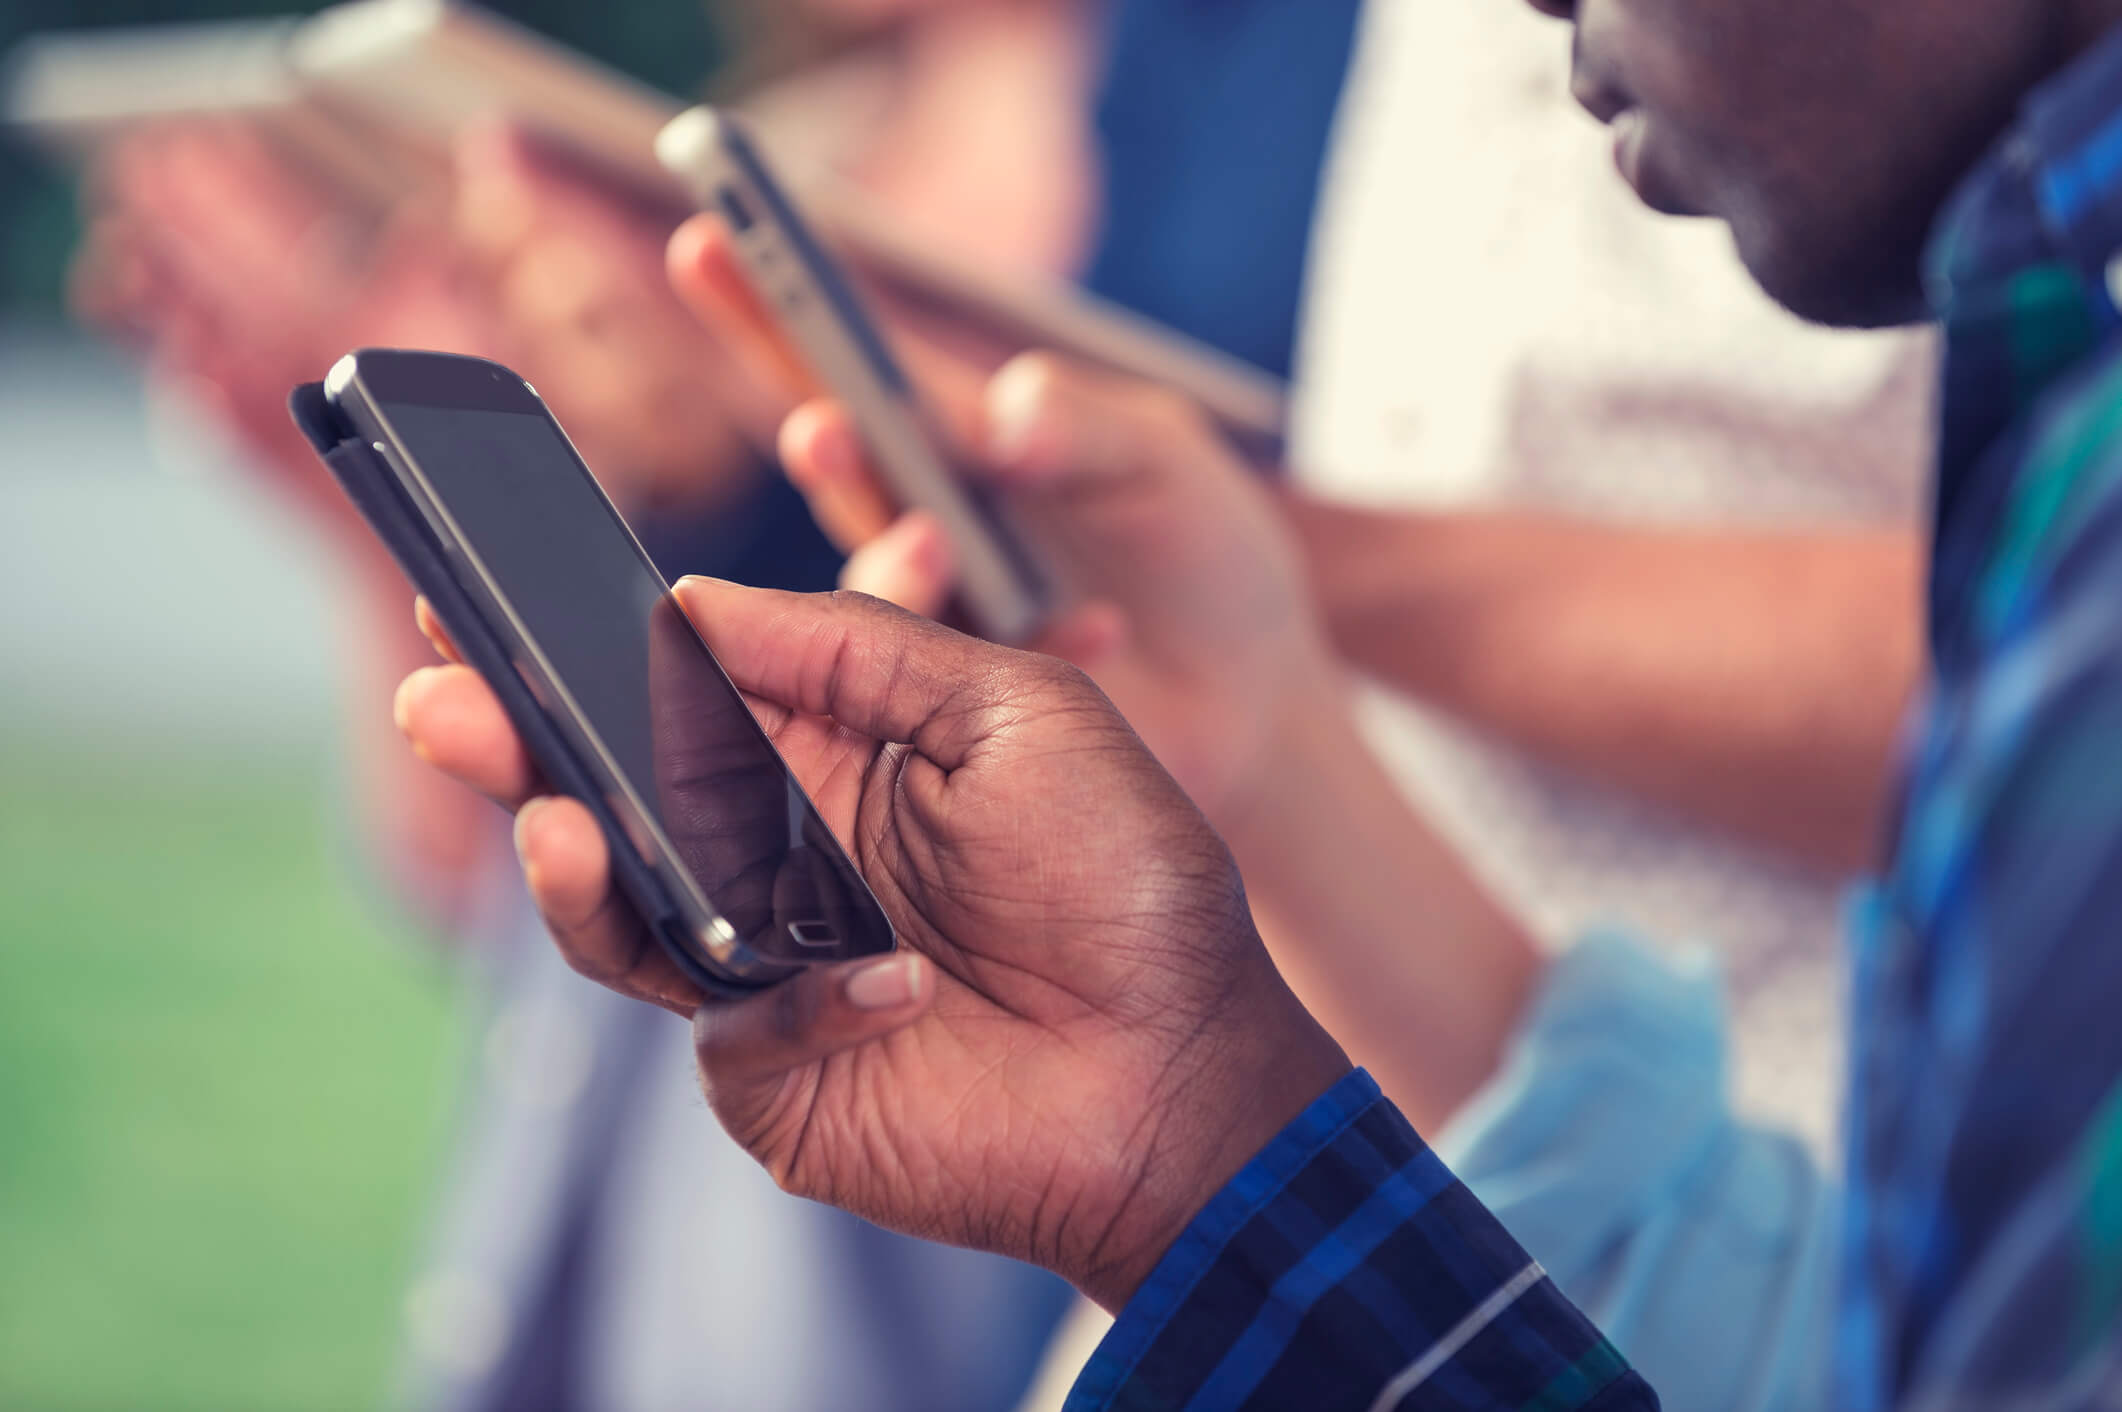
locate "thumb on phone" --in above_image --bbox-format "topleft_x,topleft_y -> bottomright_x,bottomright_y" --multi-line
691,951 -> 933,1154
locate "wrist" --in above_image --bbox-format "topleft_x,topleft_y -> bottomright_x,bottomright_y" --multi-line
1200,655 -> 1543,1131
1212,671 -> 1365,861
1073,958 -> 1353,1313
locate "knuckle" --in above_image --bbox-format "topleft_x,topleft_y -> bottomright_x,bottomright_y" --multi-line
823,585 -> 892,620
1040,655 -> 1097,696
1021,654 -> 1102,712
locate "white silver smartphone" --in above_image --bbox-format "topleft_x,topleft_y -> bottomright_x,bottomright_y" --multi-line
289,5 -> 1288,455
0,15 -> 426,217
6,0 -> 1287,455
806,180 -> 1288,462
657,107 -> 1055,643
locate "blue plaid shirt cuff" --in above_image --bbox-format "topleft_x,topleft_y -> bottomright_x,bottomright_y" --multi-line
1065,1070 -> 1656,1411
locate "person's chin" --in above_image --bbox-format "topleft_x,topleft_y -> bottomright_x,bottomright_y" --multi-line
1730,217 -> 1932,330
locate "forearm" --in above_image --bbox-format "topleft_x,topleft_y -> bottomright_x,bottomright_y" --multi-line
1218,682 -> 1543,1132
1287,496 -> 1923,874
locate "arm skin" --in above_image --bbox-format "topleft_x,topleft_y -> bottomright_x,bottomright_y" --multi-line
1218,685 -> 1543,1135
1287,496 -> 1926,876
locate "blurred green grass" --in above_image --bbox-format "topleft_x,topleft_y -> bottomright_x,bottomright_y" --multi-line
0,742 -> 460,1411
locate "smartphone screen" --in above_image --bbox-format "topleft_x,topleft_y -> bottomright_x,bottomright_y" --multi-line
347,359 -> 893,974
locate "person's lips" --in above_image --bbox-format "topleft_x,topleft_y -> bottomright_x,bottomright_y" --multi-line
1610,109 -> 1704,218
1571,63 -> 1708,220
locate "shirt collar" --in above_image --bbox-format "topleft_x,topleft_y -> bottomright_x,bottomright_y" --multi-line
1926,21 -> 2122,314
1918,23 -> 2122,667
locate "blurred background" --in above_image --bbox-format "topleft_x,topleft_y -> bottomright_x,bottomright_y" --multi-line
0,4 -> 723,1407
0,327 -> 457,1410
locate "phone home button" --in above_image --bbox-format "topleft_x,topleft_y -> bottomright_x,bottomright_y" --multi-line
787,921 -> 840,948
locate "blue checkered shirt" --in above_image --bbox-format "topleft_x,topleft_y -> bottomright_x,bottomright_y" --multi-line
1067,21 -> 2122,1412
1844,19 -> 2122,1409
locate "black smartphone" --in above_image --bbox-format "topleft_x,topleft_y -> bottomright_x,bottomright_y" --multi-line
291,348 -> 896,994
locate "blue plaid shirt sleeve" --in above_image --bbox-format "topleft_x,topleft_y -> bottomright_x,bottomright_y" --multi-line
1064,1071 -> 1655,1411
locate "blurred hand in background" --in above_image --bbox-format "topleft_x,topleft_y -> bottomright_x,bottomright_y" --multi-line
71,119 -> 512,923
74,118 -> 776,526
446,122 -> 781,516
67,115 -> 783,928
72,118 -> 501,529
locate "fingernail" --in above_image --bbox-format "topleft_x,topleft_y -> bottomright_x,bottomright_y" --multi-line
984,357 -> 1051,469
845,954 -> 922,1011
806,414 -> 860,484
513,797 -> 554,861
391,673 -> 418,735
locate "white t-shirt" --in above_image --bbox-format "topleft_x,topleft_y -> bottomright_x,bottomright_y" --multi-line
1288,0 -> 1935,1148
